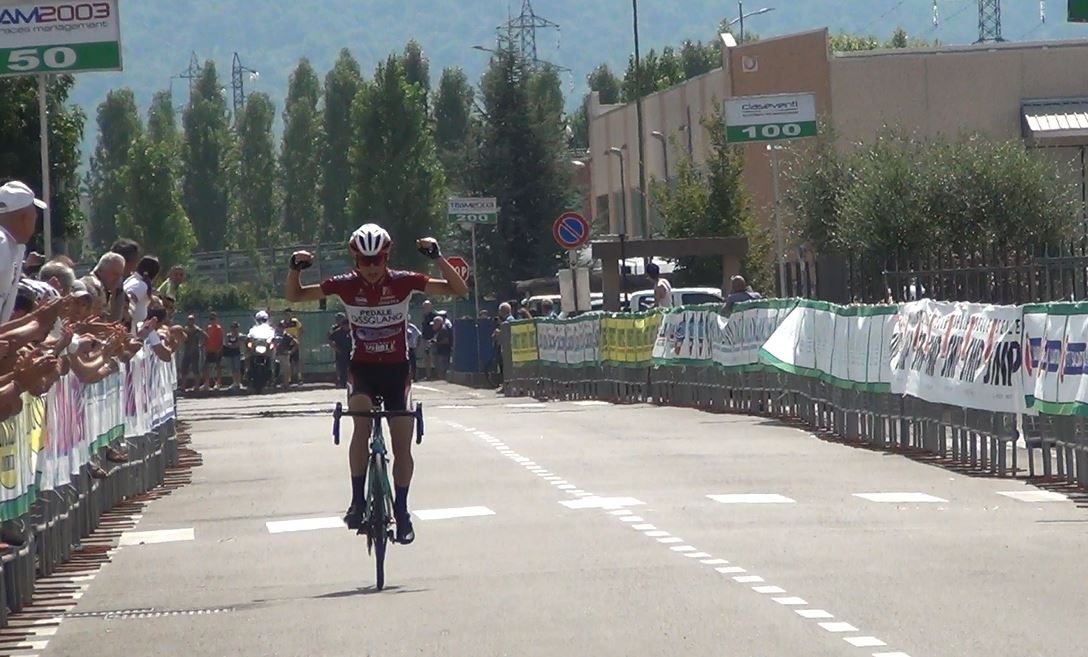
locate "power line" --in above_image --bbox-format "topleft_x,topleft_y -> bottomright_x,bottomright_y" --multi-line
976,0 -> 1004,43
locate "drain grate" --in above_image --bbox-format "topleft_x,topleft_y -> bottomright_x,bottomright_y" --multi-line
66,606 -> 235,620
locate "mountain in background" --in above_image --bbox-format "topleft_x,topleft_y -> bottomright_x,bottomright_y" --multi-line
70,0 -> 1087,162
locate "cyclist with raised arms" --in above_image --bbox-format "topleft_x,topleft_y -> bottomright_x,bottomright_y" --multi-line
286,225 -> 468,543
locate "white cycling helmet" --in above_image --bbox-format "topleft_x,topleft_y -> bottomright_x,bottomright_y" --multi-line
255,310 -> 269,323
349,223 -> 392,257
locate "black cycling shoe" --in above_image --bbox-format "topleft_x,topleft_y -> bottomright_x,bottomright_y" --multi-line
395,516 -> 415,544
343,505 -> 364,530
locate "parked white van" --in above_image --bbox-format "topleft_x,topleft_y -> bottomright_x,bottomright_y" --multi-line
626,287 -> 723,312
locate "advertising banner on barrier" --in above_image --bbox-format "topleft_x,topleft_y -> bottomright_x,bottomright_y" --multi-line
602,313 -> 659,366
713,300 -> 798,371
1022,303 -> 1088,416
510,321 -> 539,364
758,301 -> 897,391
889,300 -> 1025,413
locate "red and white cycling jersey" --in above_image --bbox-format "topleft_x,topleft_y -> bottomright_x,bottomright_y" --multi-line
320,269 -> 429,364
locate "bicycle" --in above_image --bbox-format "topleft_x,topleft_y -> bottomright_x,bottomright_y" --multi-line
332,397 -> 425,591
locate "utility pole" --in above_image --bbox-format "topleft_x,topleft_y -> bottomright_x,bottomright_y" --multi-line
976,0 -> 1004,43
632,0 -> 650,237
231,52 -> 259,120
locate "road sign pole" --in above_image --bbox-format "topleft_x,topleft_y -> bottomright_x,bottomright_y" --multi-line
770,144 -> 785,297
471,223 -> 480,320
38,73 -> 52,257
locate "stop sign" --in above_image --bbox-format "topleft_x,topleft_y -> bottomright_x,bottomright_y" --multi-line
447,256 -> 470,281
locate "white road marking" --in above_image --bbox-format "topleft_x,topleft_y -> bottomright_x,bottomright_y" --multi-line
575,492 -> 594,497
438,404 -> 475,409
819,622 -> 859,633
773,597 -> 807,605
266,516 -> 343,534
609,510 -> 633,516
644,530 -> 670,537
670,546 -> 696,552
872,652 -> 912,657
413,506 -> 495,521
701,558 -> 729,565
796,609 -> 834,619
558,484 -> 577,490
684,552 -> 711,558
632,524 -> 656,530
853,492 -> 948,503
415,385 -> 442,393
560,496 -> 644,510
658,537 -> 684,544
734,575 -> 764,583
996,490 -> 1069,503
619,516 -> 644,522
572,400 -> 610,406
845,637 -> 888,647
118,528 -> 194,546
754,585 -> 787,594
506,402 -> 545,408
716,566 -> 746,574
550,481 -> 569,486
544,476 -> 562,481
707,493 -> 797,504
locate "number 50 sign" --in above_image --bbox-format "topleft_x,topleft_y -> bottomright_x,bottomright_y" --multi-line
724,92 -> 817,144
0,1 -> 123,77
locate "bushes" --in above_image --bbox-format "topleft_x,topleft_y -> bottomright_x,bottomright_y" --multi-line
176,281 -> 257,313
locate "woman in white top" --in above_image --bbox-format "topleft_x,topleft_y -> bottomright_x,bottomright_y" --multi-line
123,255 -> 160,332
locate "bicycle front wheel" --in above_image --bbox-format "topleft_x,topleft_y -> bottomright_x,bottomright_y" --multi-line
367,457 -> 392,591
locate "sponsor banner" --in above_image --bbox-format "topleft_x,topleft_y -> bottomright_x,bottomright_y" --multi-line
889,300 -> 1025,414
1022,303 -> 1088,416
758,301 -> 897,392
651,300 -> 797,369
510,321 -> 539,364
536,316 -> 600,366
602,313 -> 660,366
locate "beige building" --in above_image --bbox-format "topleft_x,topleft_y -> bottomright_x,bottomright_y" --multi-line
588,28 -> 1088,246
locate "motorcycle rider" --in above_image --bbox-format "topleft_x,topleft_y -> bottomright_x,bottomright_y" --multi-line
246,311 -> 277,371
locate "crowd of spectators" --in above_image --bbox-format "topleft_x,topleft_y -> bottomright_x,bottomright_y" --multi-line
0,181 -> 190,475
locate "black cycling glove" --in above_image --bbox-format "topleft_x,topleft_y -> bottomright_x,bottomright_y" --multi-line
418,242 -> 441,260
289,254 -> 313,271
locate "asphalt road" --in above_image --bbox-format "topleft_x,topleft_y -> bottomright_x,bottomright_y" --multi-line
27,382 -> 1088,657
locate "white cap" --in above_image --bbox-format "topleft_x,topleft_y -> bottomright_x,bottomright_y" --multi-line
0,181 -> 47,213
255,310 -> 269,322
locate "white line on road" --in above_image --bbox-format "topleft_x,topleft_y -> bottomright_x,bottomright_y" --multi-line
413,506 -> 495,521
559,496 -> 644,510
773,597 -> 807,605
872,652 -> 912,657
609,510 -> 633,516
118,528 -> 195,546
796,609 -> 834,619
684,552 -> 711,558
619,516 -> 644,522
853,492 -> 948,503
996,490 -> 1069,503
632,524 -> 655,530
734,575 -> 764,583
717,566 -> 746,574
818,622 -> 859,633
415,385 -> 442,393
845,637 -> 888,647
707,493 -> 797,504
266,516 -> 343,534
572,400 -> 610,406
700,558 -> 729,565
670,545 -> 696,552
644,530 -> 670,537
658,537 -> 684,544
753,586 -> 787,594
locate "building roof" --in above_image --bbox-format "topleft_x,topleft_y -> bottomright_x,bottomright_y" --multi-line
1022,98 -> 1088,144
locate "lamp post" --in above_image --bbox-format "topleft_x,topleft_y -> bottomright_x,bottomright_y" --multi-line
606,146 -> 630,306
631,0 -> 650,238
732,2 -> 776,42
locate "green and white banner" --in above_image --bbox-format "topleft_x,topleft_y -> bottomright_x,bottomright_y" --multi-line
757,301 -> 897,391
0,1 -> 123,76
1022,303 -> 1088,416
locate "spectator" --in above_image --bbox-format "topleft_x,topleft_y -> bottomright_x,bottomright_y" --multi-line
517,308 -> 532,320
539,299 -> 558,318
22,251 -> 45,278
721,275 -> 762,317
275,320 -> 298,388
221,321 -> 243,390
157,264 -> 185,300
478,309 -> 490,320
420,299 -> 437,379
0,180 -> 45,323
203,312 -> 224,390
123,255 -> 159,332
108,239 -> 140,323
179,314 -> 205,390
281,308 -> 303,384
327,313 -> 351,388
81,252 -> 125,321
647,261 -> 672,309
431,315 -> 452,380
407,321 -> 421,381
38,259 -> 76,295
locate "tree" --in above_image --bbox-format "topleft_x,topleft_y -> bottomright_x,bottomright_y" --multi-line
87,89 -> 142,249
569,64 -> 622,150
400,40 -> 431,95
829,28 -> 932,53
181,61 -> 234,250
234,92 -> 278,251
322,49 -> 363,241
281,58 -> 324,241
116,135 -> 197,269
433,67 -> 475,192
651,111 -> 770,289
680,40 -> 719,79
147,89 -> 179,148
473,46 -> 573,296
348,55 -> 446,272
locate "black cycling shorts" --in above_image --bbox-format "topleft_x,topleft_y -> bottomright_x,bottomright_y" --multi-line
349,361 -> 412,411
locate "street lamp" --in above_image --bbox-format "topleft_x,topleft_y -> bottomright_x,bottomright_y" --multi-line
731,2 -> 776,43
650,130 -> 668,181
606,146 -> 631,306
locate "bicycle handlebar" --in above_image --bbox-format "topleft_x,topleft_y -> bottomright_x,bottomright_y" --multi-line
332,402 -> 425,446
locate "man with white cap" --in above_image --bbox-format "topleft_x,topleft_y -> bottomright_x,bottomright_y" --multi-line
0,181 -> 46,323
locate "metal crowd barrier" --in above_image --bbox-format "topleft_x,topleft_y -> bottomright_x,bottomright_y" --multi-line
503,343 -> 1047,483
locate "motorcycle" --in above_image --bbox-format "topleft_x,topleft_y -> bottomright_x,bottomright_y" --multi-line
246,337 -> 275,394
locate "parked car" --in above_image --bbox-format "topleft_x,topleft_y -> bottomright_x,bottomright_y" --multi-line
626,287 -> 723,312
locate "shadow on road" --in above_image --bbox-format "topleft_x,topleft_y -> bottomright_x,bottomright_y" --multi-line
312,585 -> 429,599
